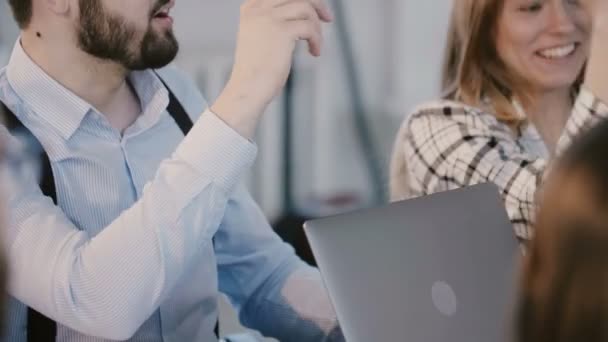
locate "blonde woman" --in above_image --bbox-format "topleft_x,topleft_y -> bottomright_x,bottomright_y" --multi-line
390,0 -> 608,241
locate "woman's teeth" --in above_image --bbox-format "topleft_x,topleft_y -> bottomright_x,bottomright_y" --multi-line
538,44 -> 576,59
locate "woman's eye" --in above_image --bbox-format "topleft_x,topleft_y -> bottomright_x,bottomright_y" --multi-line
519,2 -> 543,12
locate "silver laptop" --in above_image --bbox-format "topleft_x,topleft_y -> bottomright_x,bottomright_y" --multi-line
304,183 -> 519,342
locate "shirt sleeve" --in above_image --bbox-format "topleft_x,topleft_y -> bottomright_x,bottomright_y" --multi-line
2,110 -> 256,340
216,184 -> 343,342
399,88 -> 608,240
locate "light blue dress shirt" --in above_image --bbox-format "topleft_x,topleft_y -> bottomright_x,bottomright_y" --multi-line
0,41 -> 340,342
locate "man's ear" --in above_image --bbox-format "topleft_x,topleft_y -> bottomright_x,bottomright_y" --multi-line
45,0 -> 70,16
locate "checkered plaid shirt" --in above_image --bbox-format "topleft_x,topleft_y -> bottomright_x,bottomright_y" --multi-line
392,88 -> 608,241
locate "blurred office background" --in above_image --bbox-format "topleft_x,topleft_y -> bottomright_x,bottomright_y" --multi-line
0,0 -> 452,221
0,0 -> 451,338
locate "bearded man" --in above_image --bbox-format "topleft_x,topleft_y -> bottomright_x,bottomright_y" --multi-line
0,0 -> 342,341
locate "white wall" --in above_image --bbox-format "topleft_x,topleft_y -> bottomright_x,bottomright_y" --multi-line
0,1 -> 18,63
387,1 -> 452,118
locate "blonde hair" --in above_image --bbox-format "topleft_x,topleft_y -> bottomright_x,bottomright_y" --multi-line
442,0 -> 582,123
442,0 -> 528,124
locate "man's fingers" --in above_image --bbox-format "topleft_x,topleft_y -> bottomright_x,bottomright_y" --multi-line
271,0 -> 333,22
276,1 -> 320,22
287,19 -> 323,56
309,0 -> 333,23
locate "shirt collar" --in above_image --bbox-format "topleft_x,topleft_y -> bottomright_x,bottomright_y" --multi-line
128,69 -> 170,133
6,39 -> 91,140
6,39 -> 170,140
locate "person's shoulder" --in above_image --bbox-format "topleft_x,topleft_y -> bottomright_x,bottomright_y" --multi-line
0,66 -> 12,100
407,99 -> 491,121
403,98 -> 503,132
0,66 -> 25,119
0,66 -> 7,83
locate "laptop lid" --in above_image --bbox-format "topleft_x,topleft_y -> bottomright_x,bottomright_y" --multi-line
304,183 -> 519,342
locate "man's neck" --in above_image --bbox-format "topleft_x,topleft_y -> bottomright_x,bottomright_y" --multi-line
20,30 -> 141,132
21,30 -> 131,110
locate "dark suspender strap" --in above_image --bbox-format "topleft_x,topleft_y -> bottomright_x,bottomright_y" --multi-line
27,309 -> 56,342
2,104 -> 58,342
155,73 -> 220,339
39,153 -> 58,205
1,106 -> 57,206
164,85 -> 194,133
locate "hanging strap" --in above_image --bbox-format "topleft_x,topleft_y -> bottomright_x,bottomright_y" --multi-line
2,103 -> 58,342
155,74 -> 221,338
162,80 -> 194,133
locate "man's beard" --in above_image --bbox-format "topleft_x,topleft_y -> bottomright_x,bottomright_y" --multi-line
77,0 -> 179,70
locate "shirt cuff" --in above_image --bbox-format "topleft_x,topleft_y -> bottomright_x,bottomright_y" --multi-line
174,109 -> 257,191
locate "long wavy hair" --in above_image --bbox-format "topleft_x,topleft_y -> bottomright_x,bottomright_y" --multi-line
442,0 -> 582,125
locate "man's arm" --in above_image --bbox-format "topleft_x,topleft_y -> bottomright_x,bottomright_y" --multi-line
216,184 -> 343,342
212,4 -> 338,338
4,0 -> 333,339
2,112 -> 255,340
